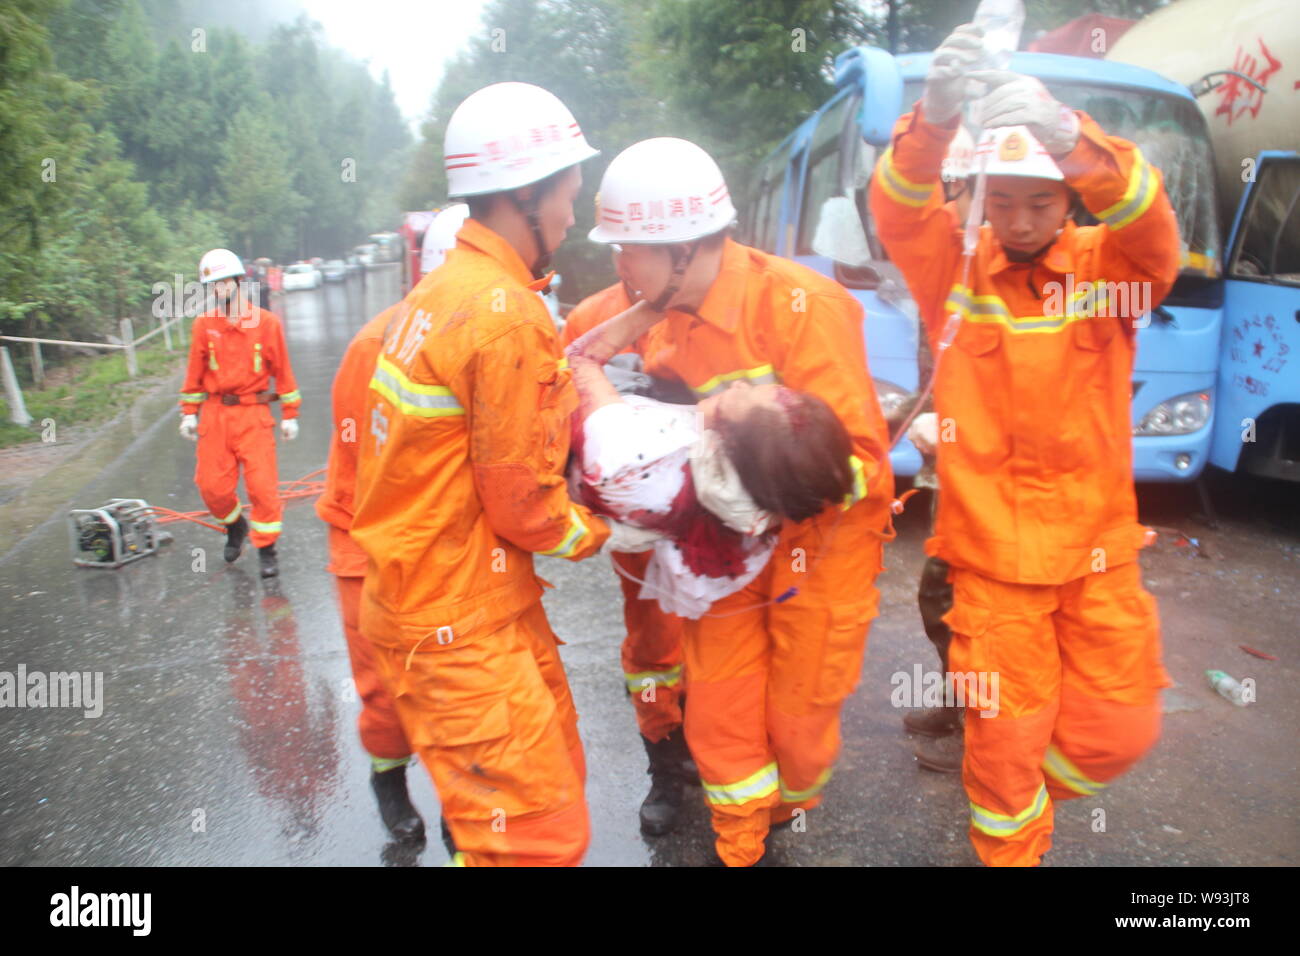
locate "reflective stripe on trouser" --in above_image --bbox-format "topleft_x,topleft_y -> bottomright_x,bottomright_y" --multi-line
682,503 -> 885,866
367,600 -> 589,866
194,403 -> 283,548
613,550 -> 685,743
334,574 -> 411,761
947,561 -> 1167,866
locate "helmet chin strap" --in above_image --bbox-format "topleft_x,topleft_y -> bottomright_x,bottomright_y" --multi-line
511,190 -> 552,278
650,241 -> 700,312
1005,227 -> 1064,298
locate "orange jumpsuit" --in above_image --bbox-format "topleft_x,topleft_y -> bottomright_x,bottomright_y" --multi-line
180,304 -> 301,548
315,305 -> 411,764
559,309 -> 686,744
350,219 -> 610,867
572,243 -> 895,866
870,105 -> 1180,866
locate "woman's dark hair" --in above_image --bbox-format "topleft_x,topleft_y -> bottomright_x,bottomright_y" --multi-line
717,389 -> 854,523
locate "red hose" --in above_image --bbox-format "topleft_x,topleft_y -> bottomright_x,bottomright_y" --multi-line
145,468 -> 327,533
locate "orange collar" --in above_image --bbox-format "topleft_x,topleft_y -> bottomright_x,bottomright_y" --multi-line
455,217 -> 555,291
202,306 -> 254,331
672,238 -> 750,333
986,220 -> 1078,277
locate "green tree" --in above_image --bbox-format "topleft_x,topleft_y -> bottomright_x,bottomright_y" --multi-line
215,99 -> 305,259
398,0 -> 662,299
0,0 -> 100,332
645,0 -> 871,202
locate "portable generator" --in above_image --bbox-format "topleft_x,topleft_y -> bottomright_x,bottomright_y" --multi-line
68,498 -> 171,569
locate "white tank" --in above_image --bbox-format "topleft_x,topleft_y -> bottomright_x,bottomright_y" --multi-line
1106,0 -> 1299,213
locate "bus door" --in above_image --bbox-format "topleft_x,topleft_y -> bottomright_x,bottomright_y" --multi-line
1212,151 -> 1300,480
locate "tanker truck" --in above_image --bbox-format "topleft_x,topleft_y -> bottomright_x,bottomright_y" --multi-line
1108,0 -> 1300,482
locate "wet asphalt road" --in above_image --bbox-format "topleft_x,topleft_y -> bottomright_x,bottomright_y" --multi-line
1,266 -> 1296,866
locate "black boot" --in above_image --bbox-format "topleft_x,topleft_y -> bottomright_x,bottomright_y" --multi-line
258,544 -> 278,578
914,725 -> 965,773
639,731 -> 691,836
223,516 -> 249,563
902,705 -> 963,737
370,764 -> 425,842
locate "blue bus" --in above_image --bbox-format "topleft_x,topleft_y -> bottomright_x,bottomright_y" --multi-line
1209,150 -> 1300,482
741,48 -> 1224,481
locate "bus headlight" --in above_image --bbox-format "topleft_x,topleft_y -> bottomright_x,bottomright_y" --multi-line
1133,391 -> 1211,436
874,379 -> 911,423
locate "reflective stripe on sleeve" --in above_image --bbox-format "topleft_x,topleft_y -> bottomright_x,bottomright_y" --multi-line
369,355 -> 465,418
539,507 -> 590,559
180,392 -> 208,403
691,364 -> 778,399
841,454 -> 868,509
279,389 -> 301,404
1095,151 -> 1158,231
877,146 -> 936,208
624,664 -> 683,694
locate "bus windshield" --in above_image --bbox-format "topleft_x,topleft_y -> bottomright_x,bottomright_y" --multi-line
1051,82 -> 1220,277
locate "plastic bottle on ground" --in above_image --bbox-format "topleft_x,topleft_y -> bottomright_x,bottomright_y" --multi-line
1206,669 -> 1250,706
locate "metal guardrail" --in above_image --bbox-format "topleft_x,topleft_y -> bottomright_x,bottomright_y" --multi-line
1,313 -> 188,427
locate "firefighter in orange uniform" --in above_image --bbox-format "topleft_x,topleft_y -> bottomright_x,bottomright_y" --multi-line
180,248 -> 301,578
349,83 -> 653,867
559,307 -> 694,837
316,303 -> 424,842
576,137 -> 895,867
869,24 -> 1181,865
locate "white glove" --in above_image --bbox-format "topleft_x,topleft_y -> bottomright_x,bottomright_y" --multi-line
923,24 -> 986,124
971,71 -> 1080,156
602,519 -> 664,554
280,418 -> 299,441
179,414 -> 198,441
906,412 -> 939,456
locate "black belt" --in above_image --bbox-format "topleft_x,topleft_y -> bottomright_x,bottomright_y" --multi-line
217,391 -> 279,406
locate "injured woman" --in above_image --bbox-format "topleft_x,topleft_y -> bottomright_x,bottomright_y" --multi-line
565,299 -> 858,618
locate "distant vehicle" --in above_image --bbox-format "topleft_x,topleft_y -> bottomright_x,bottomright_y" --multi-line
367,232 -> 405,265
344,255 -> 362,274
401,210 -> 437,293
354,244 -> 378,267
282,263 -> 322,291
321,259 -> 347,282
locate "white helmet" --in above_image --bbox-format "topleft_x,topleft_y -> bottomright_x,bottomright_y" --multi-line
974,125 -> 1064,181
444,82 -> 599,198
420,203 -> 470,275
588,138 -> 736,245
198,248 -> 245,284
